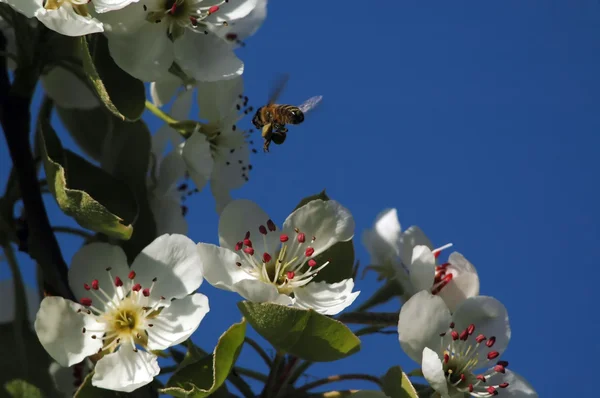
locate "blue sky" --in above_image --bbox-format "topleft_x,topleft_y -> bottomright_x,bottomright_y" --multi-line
2,1 -> 600,396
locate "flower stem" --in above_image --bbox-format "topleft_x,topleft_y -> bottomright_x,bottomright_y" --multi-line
286,360 -> 314,386
52,226 -> 95,240
245,337 -> 273,367
145,100 -> 178,124
235,367 -> 269,382
291,374 -> 383,397
336,311 -> 398,326
260,350 -> 284,398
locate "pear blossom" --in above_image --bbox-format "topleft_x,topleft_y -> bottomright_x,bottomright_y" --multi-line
197,199 -> 360,315
95,0 -> 267,82
0,0 -> 104,36
398,291 -> 537,398
49,360 -> 92,397
34,234 -> 209,392
362,209 -> 479,312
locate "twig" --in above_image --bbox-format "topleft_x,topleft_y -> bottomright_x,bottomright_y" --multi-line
287,360 -> 314,386
52,226 -> 95,240
0,32 -> 72,299
260,351 -> 284,398
291,374 -> 383,397
145,100 -> 177,124
244,337 -> 273,367
336,311 -> 398,326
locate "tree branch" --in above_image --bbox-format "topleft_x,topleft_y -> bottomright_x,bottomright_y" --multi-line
0,32 -> 73,299
291,374 -> 383,397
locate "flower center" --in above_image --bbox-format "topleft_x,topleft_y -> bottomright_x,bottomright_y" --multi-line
43,0 -> 89,16
232,220 -> 330,295
438,322 -> 511,397
78,269 -> 166,354
426,243 -> 455,295
143,0 -> 230,40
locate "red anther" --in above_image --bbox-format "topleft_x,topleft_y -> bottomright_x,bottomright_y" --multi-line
244,247 -> 255,255
494,364 -> 506,374
208,5 -> 219,13
308,259 -> 317,267
487,351 -> 500,360
286,271 -> 295,279
132,283 -> 142,292
439,332 -> 446,337
80,298 -> 92,306
143,288 -> 150,297
434,250 -> 441,258
476,375 -> 486,382
451,331 -> 459,341
467,324 -> 475,335
115,277 -> 123,287
235,241 -> 243,251
449,322 -> 455,328
262,253 -> 272,263
280,234 -> 289,242
259,225 -> 267,235
244,231 -> 250,239
499,383 -> 509,388
475,334 -> 486,343
497,360 -> 509,367
297,233 -> 306,243
189,16 -> 198,26
443,273 -> 453,283
128,271 -> 136,280
468,384 -> 474,393
460,374 -> 466,381
444,353 -> 449,363
226,33 -> 238,41
487,386 -> 498,396
236,262 -> 242,267
91,279 -> 99,290
243,239 -> 252,247
486,336 -> 496,347
169,2 -> 177,14
305,247 -> 315,257
267,219 -> 276,231
459,329 -> 468,341
84,283 -> 91,291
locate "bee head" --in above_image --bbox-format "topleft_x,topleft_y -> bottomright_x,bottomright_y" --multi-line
252,107 -> 264,129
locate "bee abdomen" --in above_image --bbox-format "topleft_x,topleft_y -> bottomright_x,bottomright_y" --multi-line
279,105 -> 305,124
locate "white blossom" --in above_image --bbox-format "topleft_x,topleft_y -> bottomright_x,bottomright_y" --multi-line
34,234 -> 209,392
49,360 -> 92,397
362,209 -> 479,312
0,0 -> 104,36
197,199 -> 360,315
398,291 -> 537,398
95,0 -> 267,82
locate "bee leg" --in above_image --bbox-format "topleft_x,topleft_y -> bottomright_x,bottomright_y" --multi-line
262,123 -> 273,153
263,139 -> 271,152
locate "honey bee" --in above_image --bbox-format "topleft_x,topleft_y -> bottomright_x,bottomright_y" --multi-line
251,74 -> 323,152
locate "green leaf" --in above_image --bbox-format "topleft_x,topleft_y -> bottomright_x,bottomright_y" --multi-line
79,35 -> 145,121
292,190 -> 355,283
55,105 -> 113,162
4,380 -> 42,398
356,279 -> 404,312
238,302 -> 360,362
381,366 -> 418,398
162,320 -> 247,397
106,119 -> 157,261
39,117 -> 137,239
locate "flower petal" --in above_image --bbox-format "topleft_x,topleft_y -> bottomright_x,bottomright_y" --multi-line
131,234 -> 204,300
210,181 -> 233,215
1,0 -> 41,18
68,243 -> 130,306
196,76 -> 243,122
218,199 -> 280,254
35,5 -> 104,36
452,296 -> 511,366
399,226 -> 433,268
92,0 -> 139,13
147,293 -> 209,350
398,291 -> 451,364
361,208 -> 402,265
171,87 -> 194,121
408,245 -> 435,292
92,348 -> 159,392
486,370 -> 538,398
233,279 -> 293,305
436,252 -> 480,313
213,0 -> 267,43
282,199 -> 355,257
41,67 -> 99,110
182,132 -> 213,192
34,297 -> 104,367
175,31 -> 243,82
156,149 -> 187,195
105,24 -> 173,82
211,141 -> 250,192
150,194 -> 188,236
196,243 -> 253,291
0,279 -> 40,325
422,347 -> 450,398
150,74 -> 183,107
293,279 -> 360,315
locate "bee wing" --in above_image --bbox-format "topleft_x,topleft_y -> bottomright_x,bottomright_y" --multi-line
297,95 -> 323,114
267,74 -> 290,105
